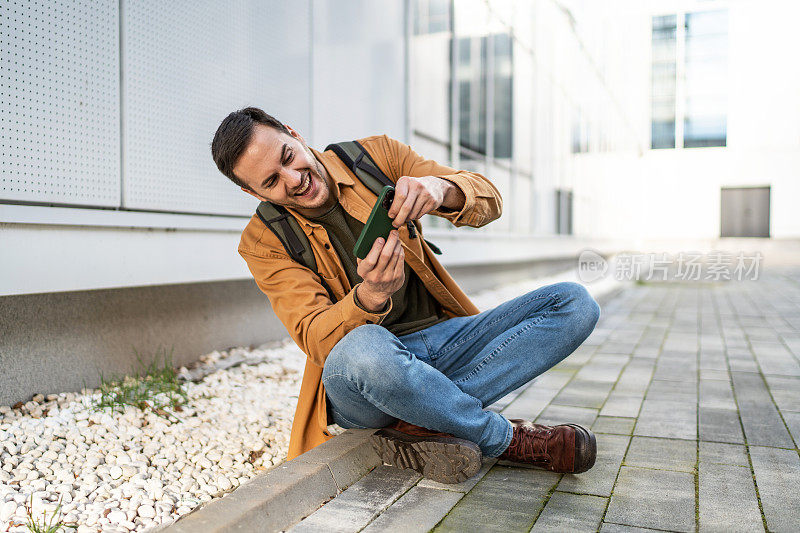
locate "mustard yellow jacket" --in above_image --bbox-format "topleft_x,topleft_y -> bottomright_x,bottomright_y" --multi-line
237,134 -> 503,459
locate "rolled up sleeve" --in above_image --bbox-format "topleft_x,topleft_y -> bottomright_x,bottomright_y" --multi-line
381,134 -> 503,228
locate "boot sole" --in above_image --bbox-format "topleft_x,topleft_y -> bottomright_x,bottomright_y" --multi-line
370,428 -> 482,484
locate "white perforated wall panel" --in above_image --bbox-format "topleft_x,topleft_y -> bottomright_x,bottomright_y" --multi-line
121,0 -> 311,216
311,0 -> 407,147
0,0 -> 120,207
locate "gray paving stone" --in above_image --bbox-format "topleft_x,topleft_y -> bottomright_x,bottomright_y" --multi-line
554,346 -> 596,370
535,404 -> 598,427
361,486 -> 463,533
552,380 -> 614,409
750,341 -> 800,376
782,411 -> 800,448
698,441 -> 749,466
592,416 -> 636,435
728,356 -> 759,373
531,491 -> 607,532
501,383 -> 561,420
289,465 -> 420,532
624,436 -> 697,473
700,368 -> 730,380
634,399 -> 697,441
604,466 -> 695,532
731,372 -> 794,448
699,379 -> 737,410
748,445 -> 800,532
632,346 -> 660,359
699,352 -> 728,371
592,354 -> 635,365
645,379 -> 698,402
769,387 -> 800,413
433,465 -> 559,532
600,523 -> 665,532
699,455 -> 763,532
600,393 -> 644,418
600,342 -> 638,355
612,360 -> 655,395
573,363 -> 627,384
558,434 -> 629,497
652,361 -> 698,383
763,374 -> 800,391
699,407 -> 744,444
532,370 -> 578,391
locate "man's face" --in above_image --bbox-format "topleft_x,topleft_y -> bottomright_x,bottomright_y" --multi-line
234,124 -> 334,216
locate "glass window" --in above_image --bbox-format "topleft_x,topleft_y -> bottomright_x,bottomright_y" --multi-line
492,33 -> 513,159
411,0 -> 452,145
414,0 -> 450,35
457,35 -> 487,154
684,9 -> 727,148
651,14 -> 677,149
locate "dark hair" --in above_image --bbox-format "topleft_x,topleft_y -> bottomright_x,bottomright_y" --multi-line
210,107 -> 291,191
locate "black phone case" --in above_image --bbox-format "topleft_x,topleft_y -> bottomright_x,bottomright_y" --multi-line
353,185 -> 396,260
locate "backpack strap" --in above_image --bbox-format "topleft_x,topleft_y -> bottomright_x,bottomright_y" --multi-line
255,202 -> 338,303
324,140 -> 394,193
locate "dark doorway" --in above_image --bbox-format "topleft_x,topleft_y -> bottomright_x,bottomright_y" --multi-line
720,186 -> 770,237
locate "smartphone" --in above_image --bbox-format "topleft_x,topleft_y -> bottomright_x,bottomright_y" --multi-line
353,185 -> 396,260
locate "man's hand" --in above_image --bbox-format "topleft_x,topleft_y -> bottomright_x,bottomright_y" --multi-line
387,176 -> 465,229
355,229 -> 405,312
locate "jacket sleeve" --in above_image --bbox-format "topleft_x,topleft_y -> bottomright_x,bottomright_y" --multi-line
238,239 -> 393,369
380,134 -> 503,228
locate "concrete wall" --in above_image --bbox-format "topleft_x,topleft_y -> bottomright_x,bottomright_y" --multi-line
0,256 -> 586,406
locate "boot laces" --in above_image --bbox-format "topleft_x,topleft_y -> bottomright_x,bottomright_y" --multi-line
514,425 -> 552,463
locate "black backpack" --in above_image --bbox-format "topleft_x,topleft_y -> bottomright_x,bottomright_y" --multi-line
254,140 -> 442,303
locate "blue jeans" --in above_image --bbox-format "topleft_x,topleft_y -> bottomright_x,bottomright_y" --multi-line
321,281 -> 601,457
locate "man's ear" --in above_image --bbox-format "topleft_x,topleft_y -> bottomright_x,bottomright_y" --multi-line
285,124 -> 306,146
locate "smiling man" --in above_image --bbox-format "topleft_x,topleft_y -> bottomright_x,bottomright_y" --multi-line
211,107 -> 601,483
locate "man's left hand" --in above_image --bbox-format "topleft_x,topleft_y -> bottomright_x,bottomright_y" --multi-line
388,176 -> 459,229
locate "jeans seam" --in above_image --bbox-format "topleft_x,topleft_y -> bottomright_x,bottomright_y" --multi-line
434,292 -> 556,359
419,330 -> 434,360
453,293 -> 562,386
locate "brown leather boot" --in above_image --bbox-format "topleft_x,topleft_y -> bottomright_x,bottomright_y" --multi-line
371,420 -> 482,484
497,419 -> 597,474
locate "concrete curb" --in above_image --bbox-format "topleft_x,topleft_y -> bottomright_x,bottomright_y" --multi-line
161,429 -> 379,533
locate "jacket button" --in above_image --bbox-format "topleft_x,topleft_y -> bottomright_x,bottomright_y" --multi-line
324,243 -> 330,249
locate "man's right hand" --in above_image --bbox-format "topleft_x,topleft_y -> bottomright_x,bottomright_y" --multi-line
356,229 -> 405,312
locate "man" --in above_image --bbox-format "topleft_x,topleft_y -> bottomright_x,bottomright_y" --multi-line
211,107 -> 601,483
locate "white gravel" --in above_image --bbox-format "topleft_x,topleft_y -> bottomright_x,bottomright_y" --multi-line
0,339 -> 306,532
0,267 -> 614,533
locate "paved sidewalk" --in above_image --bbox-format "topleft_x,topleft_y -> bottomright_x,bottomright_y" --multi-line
287,266 -> 800,532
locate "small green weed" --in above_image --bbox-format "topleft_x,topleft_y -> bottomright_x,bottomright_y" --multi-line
90,345 -> 188,420
24,493 -> 77,533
